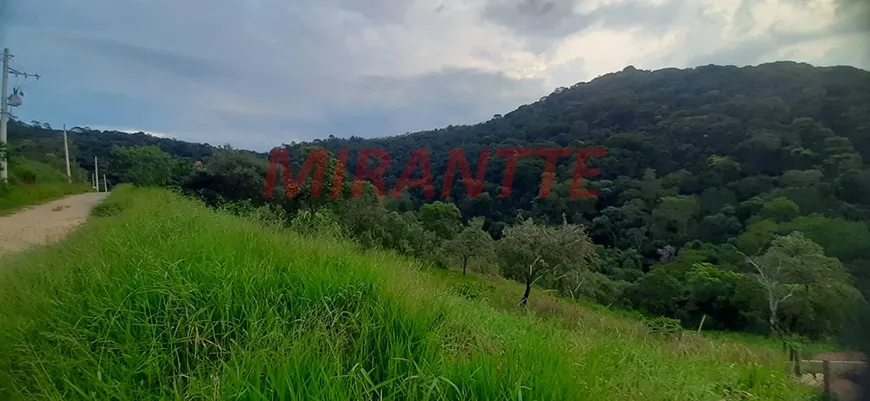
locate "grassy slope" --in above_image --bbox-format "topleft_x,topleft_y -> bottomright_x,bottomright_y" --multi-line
0,186 -> 817,400
0,158 -> 92,215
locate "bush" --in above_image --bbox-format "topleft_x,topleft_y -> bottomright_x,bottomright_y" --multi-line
451,281 -> 494,300
644,316 -> 684,337
8,158 -> 68,184
290,209 -> 342,236
90,184 -> 135,217
90,200 -> 127,217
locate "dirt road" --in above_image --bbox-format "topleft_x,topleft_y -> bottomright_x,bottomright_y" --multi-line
801,352 -> 867,401
0,192 -> 109,257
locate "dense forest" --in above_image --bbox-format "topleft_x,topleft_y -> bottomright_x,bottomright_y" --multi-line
7,61 -> 870,344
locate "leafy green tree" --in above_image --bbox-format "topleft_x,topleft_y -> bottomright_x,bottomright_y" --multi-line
699,187 -> 737,215
499,218 -> 597,307
333,183 -> 388,248
792,117 -> 834,152
697,214 -> 742,244
739,232 -> 862,336
684,262 -> 747,330
704,155 -> 741,186
651,196 -> 699,243
836,169 -> 870,206
782,215 -> 870,268
759,197 -> 800,222
111,145 -> 176,187
182,146 -> 266,206
628,264 -> 688,317
779,169 -> 823,188
446,217 -> 495,275
639,168 -> 673,205
419,201 -> 462,240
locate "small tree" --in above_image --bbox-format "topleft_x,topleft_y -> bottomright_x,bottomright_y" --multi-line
111,145 -> 176,187
447,217 -> 494,275
499,218 -> 597,307
419,201 -> 462,240
740,232 -> 858,336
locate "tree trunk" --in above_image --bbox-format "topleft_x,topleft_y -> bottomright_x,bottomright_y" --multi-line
767,287 -> 779,337
769,307 -> 779,337
520,276 -> 532,307
462,256 -> 468,276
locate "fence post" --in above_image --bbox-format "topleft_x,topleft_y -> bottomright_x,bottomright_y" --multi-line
792,348 -> 801,375
822,359 -> 830,397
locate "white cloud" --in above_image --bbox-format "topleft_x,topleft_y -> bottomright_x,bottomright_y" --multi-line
1,0 -> 867,151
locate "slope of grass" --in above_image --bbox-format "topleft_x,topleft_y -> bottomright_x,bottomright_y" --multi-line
0,158 -> 92,215
0,186 -> 818,400
426,268 -> 842,358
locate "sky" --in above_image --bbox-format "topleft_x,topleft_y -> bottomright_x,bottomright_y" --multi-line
0,0 -> 868,151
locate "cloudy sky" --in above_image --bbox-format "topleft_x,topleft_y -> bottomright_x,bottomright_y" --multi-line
1,0 -> 868,151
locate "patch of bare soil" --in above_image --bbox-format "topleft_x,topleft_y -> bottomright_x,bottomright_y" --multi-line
0,192 -> 109,257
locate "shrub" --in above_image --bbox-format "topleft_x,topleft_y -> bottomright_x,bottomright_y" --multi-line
645,316 -> 684,337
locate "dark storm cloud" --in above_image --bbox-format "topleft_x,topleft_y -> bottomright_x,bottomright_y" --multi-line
686,0 -> 870,68
481,0 -> 687,42
831,0 -> 870,34
201,67 -> 545,150
337,0 -> 413,23
55,36 -> 241,84
687,30 -> 820,67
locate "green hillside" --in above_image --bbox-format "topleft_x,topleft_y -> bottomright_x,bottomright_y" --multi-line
0,186 -> 816,400
269,62 -> 870,344
6,61 -> 870,344
0,157 -> 92,214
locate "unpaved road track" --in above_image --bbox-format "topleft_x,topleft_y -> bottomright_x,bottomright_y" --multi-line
800,352 -> 867,401
0,192 -> 109,257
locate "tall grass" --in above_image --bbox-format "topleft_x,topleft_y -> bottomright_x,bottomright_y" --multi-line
0,158 -> 92,214
0,186 -> 818,400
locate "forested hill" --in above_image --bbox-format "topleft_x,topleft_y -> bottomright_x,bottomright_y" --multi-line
285,61 -> 870,229
276,61 -> 870,335
7,61 -> 870,339
304,61 -> 870,159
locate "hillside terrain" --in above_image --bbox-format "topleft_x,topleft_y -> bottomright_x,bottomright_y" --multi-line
0,186 -> 818,400
6,61 -> 870,346
0,157 -> 92,215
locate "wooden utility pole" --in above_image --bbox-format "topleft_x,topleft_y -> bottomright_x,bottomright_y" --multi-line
1,49 -> 9,183
94,156 -> 99,190
63,125 -> 71,183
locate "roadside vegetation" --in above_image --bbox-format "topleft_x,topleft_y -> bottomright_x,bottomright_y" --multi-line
0,157 -> 91,215
0,186 -> 817,400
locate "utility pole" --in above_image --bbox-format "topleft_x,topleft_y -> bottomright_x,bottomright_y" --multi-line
1,49 -> 9,183
1,48 -> 41,183
63,124 -> 71,183
103,174 -> 107,192
94,156 -> 99,191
